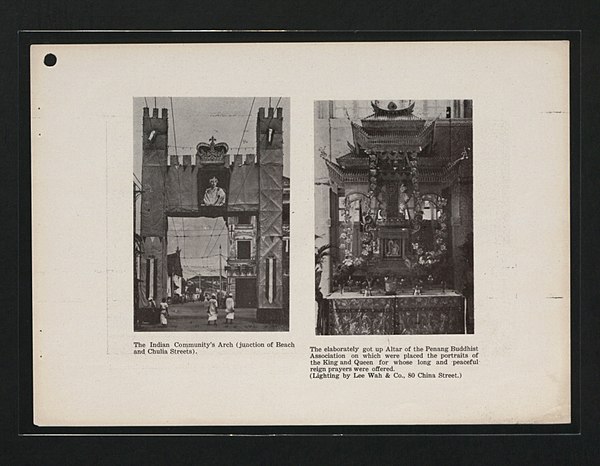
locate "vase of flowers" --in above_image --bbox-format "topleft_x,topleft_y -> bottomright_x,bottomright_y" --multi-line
364,276 -> 374,296
384,275 -> 397,295
399,277 -> 406,294
426,274 -> 435,291
334,255 -> 364,294
404,256 -> 423,287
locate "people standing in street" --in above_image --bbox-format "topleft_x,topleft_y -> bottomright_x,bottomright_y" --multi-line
159,297 -> 169,327
225,293 -> 235,325
207,293 -> 218,326
148,297 -> 158,325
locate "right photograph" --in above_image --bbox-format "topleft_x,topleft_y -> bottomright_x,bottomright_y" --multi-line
315,100 -> 473,335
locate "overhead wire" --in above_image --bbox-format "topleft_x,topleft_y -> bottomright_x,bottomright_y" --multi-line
158,98 -> 181,251
176,252 -> 227,259
235,97 -> 256,156
205,97 -> 261,259
199,217 -> 221,261
198,97 -> 245,260
158,96 -> 282,276
163,96 -> 224,266
169,217 -> 181,249
205,97 -> 282,259
202,96 -> 259,261
170,97 -> 186,257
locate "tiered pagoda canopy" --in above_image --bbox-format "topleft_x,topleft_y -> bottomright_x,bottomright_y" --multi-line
329,100 -> 473,187
336,100 -> 435,172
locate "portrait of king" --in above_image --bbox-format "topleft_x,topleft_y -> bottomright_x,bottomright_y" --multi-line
202,176 -> 226,206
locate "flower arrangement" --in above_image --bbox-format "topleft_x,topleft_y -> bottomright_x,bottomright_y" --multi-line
333,254 -> 365,292
403,197 -> 449,284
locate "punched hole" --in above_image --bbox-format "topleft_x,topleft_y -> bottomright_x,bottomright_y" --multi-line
44,53 -> 57,67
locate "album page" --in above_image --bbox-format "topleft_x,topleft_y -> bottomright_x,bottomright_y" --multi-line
31,40 -> 570,426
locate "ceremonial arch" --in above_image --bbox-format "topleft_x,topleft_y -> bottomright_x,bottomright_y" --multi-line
137,105 -> 287,324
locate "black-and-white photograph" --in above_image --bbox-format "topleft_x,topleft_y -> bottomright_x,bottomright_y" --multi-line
133,97 -> 290,331
315,100 -> 473,335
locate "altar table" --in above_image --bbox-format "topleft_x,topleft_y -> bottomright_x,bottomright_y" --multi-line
318,291 -> 466,335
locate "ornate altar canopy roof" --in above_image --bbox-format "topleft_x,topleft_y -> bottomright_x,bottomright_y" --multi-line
328,100 -> 472,186
342,100 -> 435,153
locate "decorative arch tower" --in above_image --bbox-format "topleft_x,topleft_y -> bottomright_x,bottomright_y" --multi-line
140,107 -> 168,301
256,107 -> 284,322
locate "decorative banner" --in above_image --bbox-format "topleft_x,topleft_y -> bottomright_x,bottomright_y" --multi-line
266,257 -> 276,304
146,257 -> 156,300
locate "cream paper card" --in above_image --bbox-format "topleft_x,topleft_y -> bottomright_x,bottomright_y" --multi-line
31,41 -> 570,426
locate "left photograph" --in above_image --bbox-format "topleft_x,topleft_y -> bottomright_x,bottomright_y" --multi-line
133,97 -> 290,332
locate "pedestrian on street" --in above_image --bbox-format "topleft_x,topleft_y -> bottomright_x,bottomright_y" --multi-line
225,293 -> 235,325
207,293 -> 218,326
148,297 -> 158,325
159,297 -> 169,327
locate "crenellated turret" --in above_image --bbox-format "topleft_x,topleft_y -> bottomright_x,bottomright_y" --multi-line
256,107 -> 284,323
140,107 -> 169,301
